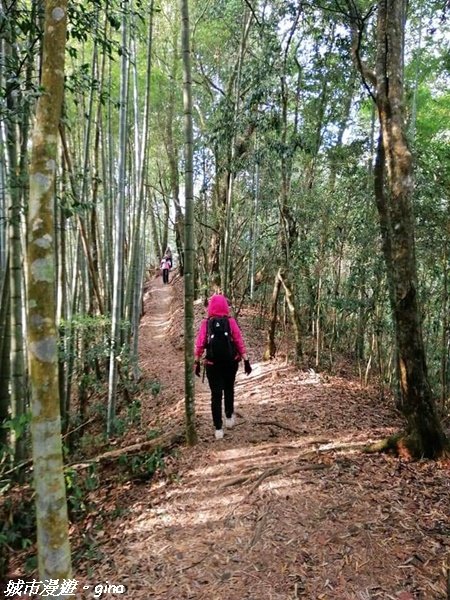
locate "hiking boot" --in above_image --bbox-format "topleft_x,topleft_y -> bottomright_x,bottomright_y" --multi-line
225,414 -> 235,428
215,429 -> 224,440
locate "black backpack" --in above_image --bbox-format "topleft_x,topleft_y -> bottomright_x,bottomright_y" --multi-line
206,317 -> 235,362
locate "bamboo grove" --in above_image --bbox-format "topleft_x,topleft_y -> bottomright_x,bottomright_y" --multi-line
1,0 -> 450,470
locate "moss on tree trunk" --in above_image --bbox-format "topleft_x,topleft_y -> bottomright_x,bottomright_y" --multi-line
27,0 -> 72,581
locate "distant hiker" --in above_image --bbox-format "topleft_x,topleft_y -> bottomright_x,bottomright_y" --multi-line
194,293 -> 252,440
164,247 -> 173,268
160,256 -> 171,284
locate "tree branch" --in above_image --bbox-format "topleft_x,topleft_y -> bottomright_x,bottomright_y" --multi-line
345,0 -> 377,102
242,0 -> 261,27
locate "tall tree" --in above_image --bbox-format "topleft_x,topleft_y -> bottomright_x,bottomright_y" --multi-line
181,0 -> 197,445
348,0 -> 447,457
27,0 -> 72,580
0,0 -> 40,464
3,1 -> 28,464
107,0 -> 129,436
264,5 -> 303,362
128,0 -> 155,379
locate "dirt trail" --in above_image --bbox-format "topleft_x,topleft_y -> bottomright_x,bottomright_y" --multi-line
95,276 -> 450,600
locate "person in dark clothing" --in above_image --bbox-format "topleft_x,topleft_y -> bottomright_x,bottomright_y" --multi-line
194,294 -> 252,440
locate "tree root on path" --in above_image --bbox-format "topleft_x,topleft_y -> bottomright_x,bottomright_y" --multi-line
247,509 -> 269,549
219,436 -> 386,497
362,431 -> 450,459
219,455 -> 328,495
245,461 -> 328,497
253,420 -> 306,435
69,429 -> 184,470
362,432 -> 403,455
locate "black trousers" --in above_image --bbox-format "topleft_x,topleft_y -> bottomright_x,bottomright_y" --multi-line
162,269 -> 169,284
206,361 -> 239,430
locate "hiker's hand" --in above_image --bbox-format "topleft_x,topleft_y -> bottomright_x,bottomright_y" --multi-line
194,361 -> 201,377
244,359 -> 252,375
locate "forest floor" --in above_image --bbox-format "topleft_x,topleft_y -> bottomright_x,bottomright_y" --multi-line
5,274 -> 450,599
81,273 -> 450,600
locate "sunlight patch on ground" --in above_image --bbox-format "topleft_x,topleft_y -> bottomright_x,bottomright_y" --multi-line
125,463 -> 331,541
122,456 -> 333,546
185,441 -> 305,479
296,368 -> 322,385
127,490 -> 244,533
179,426 -> 399,488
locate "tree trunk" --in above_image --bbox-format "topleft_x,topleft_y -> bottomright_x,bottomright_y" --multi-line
58,126 -> 104,314
271,13 -> 303,364
279,268 -> 303,361
180,0 -> 197,445
373,0 -> 447,457
107,1 -> 129,436
222,10 -> 251,296
129,0 -> 154,379
0,258 -> 11,448
165,43 -> 185,275
249,143 -> 260,300
3,2 -> 28,465
27,0 -> 72,580
264,269 -> 282,360
441,227 -> 449,407
205,14 -> 255,292
150,192 -> 162,261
